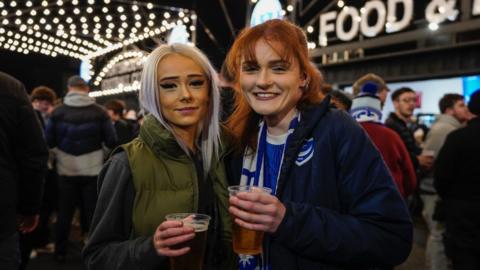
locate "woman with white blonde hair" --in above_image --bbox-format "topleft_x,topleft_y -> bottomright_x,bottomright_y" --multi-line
83,43 -> 236,269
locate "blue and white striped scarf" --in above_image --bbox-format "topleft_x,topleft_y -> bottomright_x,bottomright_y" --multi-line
238,112 -> 300,270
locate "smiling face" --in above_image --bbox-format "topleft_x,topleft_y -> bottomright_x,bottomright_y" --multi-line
239,39 -> 305,127
156,53 -> 210,135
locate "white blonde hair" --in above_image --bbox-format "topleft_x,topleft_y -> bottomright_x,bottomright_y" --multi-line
139,43 -> 221,175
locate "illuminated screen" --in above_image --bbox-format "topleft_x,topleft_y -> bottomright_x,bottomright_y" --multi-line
463,75 -> 480,103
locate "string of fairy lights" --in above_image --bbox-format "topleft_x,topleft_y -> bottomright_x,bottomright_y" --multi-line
0,0 -> 196,82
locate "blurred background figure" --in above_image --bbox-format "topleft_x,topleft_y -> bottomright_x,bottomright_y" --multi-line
350,79 -> 416,199
386,87 -> 433,172
329,89 -> 353,111
0,71 -> 48,269
104,99 -> 136,146
352,73 -> 390,108
30,86 -> 57,129
434,89 -> 480,270
420,93 -> 470,270
18,86 -> 59,270
45,75 -> 117,263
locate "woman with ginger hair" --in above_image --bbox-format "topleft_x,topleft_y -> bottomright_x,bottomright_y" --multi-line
224,19 -> 412,269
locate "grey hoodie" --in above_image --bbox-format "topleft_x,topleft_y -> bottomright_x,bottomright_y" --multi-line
420,114 -> 463,193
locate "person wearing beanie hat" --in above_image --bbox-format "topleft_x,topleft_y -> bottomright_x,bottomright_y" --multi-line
352,73 -> 389,108
351,81 -> 416,198
434,89 -> 480,270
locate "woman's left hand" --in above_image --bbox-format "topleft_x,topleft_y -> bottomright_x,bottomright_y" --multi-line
229,191 -> 286,233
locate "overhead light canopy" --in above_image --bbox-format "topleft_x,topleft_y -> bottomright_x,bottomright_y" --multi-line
0,0 -> 197,78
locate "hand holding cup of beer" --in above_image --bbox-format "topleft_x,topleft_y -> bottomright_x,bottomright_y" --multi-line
153,213 -> 210,270
228,185 -> 286,255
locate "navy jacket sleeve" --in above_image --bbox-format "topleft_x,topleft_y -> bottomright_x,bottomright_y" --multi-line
82,152 -> 165,269
273,113 -> 413,266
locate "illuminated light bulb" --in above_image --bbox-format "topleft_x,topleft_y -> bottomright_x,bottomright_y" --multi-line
191,14 -> 197,20
286,5 -> 293,12
102,7 -> 108,13
106,15 -> 112,21
58,9 -> 65,15
74,8 -> 80,15
135,14 -> 141,20
30,10 -> 37,16
337,0 -> 344,8
57,0 -> 63,5
11,1 -> 17,7
87,7 -> 93,13
40,18 -> 46,24
66,17 -> 73,23
117,6 -> 124,12
135,21 -> 141,28
53,17 -> 59,23
148,21 -> 154,26
189,25 -> 196,31
15,19 -> 21,25
26,1 -> 33,7
132,5 -> 138,11
16,10 -> 22,16
147,3 -> 153,9
88,0 -> 94,4
164,12 -> 170,18
183,17 -> 190,23
179,11 -> 185,18
120,15 -> 127,21
72,0 -> 78,5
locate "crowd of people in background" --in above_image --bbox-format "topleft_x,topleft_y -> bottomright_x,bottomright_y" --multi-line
1,18 -> 479,270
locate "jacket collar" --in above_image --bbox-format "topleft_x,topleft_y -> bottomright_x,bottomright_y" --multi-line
139,115 -> 186,159
388,112 -> 408,127
436,114 -> 463,128
275,96 -> 331,197
63,91 -> 95,107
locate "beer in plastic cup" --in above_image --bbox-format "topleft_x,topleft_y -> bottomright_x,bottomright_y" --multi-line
228,185 -> 272,255
165,213 -> 211,270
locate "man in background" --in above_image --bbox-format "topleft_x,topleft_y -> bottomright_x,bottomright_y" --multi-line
434,90 -> 480,270
350,80 -> 416,198
420,93 -> 469,270
386,87 -> 433,172
104,99 -> 135,146
0,71 -> 48,269
45,75 -> 117,262
353,73 -> 389,108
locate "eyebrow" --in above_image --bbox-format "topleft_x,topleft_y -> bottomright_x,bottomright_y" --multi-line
241,59 -> 290,66
159,74 -> 204,81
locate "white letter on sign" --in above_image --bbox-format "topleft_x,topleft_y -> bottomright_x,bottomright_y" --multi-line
387,0 -> 413,33
360,0 -> 387,37
319,11 -> 337,46
336,7 -> 360,41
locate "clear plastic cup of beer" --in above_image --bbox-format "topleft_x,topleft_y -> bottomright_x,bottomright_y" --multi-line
228,185 -> 272,255
165,213 -> 211,270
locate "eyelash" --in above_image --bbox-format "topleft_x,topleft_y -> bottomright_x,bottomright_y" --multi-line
159,80 -> 205,90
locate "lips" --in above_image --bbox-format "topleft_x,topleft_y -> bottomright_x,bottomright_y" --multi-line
252,92 -> 280,100
175,107 -> 198,113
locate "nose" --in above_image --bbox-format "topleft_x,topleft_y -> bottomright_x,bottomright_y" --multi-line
179,83 -> 193,102
256,69 -> 272,90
